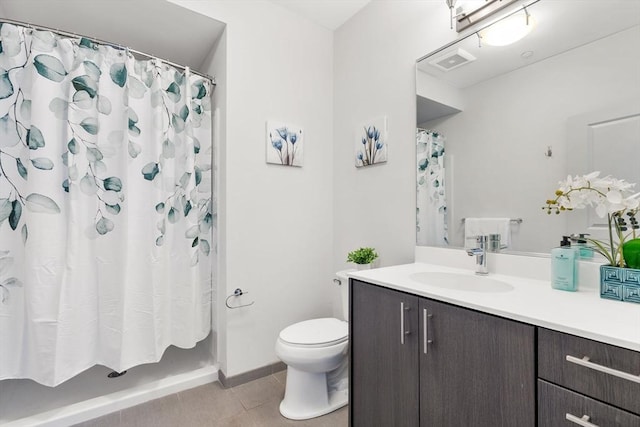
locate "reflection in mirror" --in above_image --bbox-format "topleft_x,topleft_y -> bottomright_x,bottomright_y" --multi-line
417,129 -> 448,246
416,0 -> 640,255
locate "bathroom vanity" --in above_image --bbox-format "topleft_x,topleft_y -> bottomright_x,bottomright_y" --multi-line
348,259 -> 640,427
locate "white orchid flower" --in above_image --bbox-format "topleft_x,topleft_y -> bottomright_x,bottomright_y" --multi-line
584,171 -> 601,180
595,203 -> 608,218
606,190 -> 623,204
545,172 -> 639,267
624,192 -> 640,210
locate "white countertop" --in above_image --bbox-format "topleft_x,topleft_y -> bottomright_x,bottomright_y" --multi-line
349,262 -> 640,352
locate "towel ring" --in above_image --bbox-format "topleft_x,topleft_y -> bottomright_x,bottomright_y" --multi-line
225,288 -> 255,309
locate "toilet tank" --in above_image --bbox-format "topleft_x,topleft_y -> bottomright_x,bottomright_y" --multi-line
335,270 -> 355,321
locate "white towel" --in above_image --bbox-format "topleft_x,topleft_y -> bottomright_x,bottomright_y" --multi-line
464,218 -> 511,249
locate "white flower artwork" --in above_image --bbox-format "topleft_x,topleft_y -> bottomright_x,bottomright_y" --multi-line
355,116 -> 387,167
266,121 -> 304,167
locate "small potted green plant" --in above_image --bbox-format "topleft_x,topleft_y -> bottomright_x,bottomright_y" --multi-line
347,247 -> 378,270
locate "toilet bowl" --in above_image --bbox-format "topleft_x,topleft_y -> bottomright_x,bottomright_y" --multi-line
275,270 -> 353,420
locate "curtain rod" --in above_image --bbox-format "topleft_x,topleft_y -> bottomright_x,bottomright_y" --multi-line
0,17 -> 216,85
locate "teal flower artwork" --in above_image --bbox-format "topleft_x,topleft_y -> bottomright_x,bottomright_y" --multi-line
355,117 -> 387,167
266,121 -> 304,167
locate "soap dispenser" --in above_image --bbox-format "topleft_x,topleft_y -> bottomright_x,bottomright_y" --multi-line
573,233 -> 594,259
551,236 -> 579,291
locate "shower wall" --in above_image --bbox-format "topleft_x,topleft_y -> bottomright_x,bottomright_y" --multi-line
176,0 -> 336,379
203,25 -> 227,371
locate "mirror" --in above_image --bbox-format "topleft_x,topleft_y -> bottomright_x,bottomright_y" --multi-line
416,0 -> 640,254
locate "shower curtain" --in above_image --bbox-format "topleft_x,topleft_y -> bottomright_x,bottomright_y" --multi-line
0,24 -> 214,386
416,129 -> 448,246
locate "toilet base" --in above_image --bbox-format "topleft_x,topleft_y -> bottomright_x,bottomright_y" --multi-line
278,367 -> 348,420
280,388 -> 348,420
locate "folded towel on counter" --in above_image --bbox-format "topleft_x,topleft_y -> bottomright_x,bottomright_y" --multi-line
464,218 -> 511,249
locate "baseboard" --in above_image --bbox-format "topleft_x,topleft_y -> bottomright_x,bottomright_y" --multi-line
4,365 -> 219,427
219,361 -> 286,388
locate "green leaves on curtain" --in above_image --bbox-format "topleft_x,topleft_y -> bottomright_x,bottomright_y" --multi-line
0,23 -> 214,385
416,129 -> 448,246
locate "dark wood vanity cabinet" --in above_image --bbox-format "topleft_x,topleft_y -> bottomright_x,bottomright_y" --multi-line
538,328 -> 640,426
350,279 -> 536,427
350,280 -> 420,427
538,380 -> 640,427
419,297 -> 535,426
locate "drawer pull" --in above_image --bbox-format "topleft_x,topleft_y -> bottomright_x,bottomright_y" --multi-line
566,355 -> 640,384
566,413 -> 598,427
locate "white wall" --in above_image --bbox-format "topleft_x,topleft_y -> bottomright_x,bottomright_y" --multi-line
422,27 -> 640,253
332,2 -> 459,271
416,71 -> 465,112
200,28 -> 228,369
171,0 -> 335,377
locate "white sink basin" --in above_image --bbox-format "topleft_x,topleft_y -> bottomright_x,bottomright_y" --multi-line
409,271 -> 514,293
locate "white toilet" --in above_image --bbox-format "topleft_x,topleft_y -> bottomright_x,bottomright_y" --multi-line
275,270 -> 352,420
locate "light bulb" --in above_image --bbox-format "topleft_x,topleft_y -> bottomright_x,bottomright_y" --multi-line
479,11 -> 535,47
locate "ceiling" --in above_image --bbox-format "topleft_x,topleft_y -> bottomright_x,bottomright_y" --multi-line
0,0 -> 372,74
417,0 -> 640,89
269,0 -> 371,30
0,0 -> 226,72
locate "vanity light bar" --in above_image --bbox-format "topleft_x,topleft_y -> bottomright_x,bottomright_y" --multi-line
455,0 -> 528,32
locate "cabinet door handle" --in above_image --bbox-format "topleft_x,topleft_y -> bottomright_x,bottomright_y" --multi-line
400,302 -> 410,344
566,413 -> 599,427
423,308 -> 433,354
566,355 -> 640,384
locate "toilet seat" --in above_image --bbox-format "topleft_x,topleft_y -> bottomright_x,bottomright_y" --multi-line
279,318 -> 348,348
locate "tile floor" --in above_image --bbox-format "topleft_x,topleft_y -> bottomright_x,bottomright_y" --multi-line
74,370 -> 348,427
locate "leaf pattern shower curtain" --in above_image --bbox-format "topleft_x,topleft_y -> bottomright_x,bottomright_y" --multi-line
0,24 -> 214,386
417,129 -> 448,246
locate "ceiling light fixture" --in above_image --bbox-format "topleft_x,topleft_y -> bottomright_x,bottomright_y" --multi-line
478,8 -> 535,46
446,0 -> 457,30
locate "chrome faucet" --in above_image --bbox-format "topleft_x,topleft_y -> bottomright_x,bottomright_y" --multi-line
466,235 -> 489,275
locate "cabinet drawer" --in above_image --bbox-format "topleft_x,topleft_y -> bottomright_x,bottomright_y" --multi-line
538,328 -> 640,415
538,380 -> 640,427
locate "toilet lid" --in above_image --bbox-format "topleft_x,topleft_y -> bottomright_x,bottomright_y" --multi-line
279,318 -> 348,346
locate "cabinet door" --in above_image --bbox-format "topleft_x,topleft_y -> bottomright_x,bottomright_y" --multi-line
539,380 -> 640,427
419,298 -> 535,426
350,280 -> 419,427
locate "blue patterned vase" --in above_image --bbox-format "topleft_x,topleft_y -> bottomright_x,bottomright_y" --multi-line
600,265 -> 640,304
